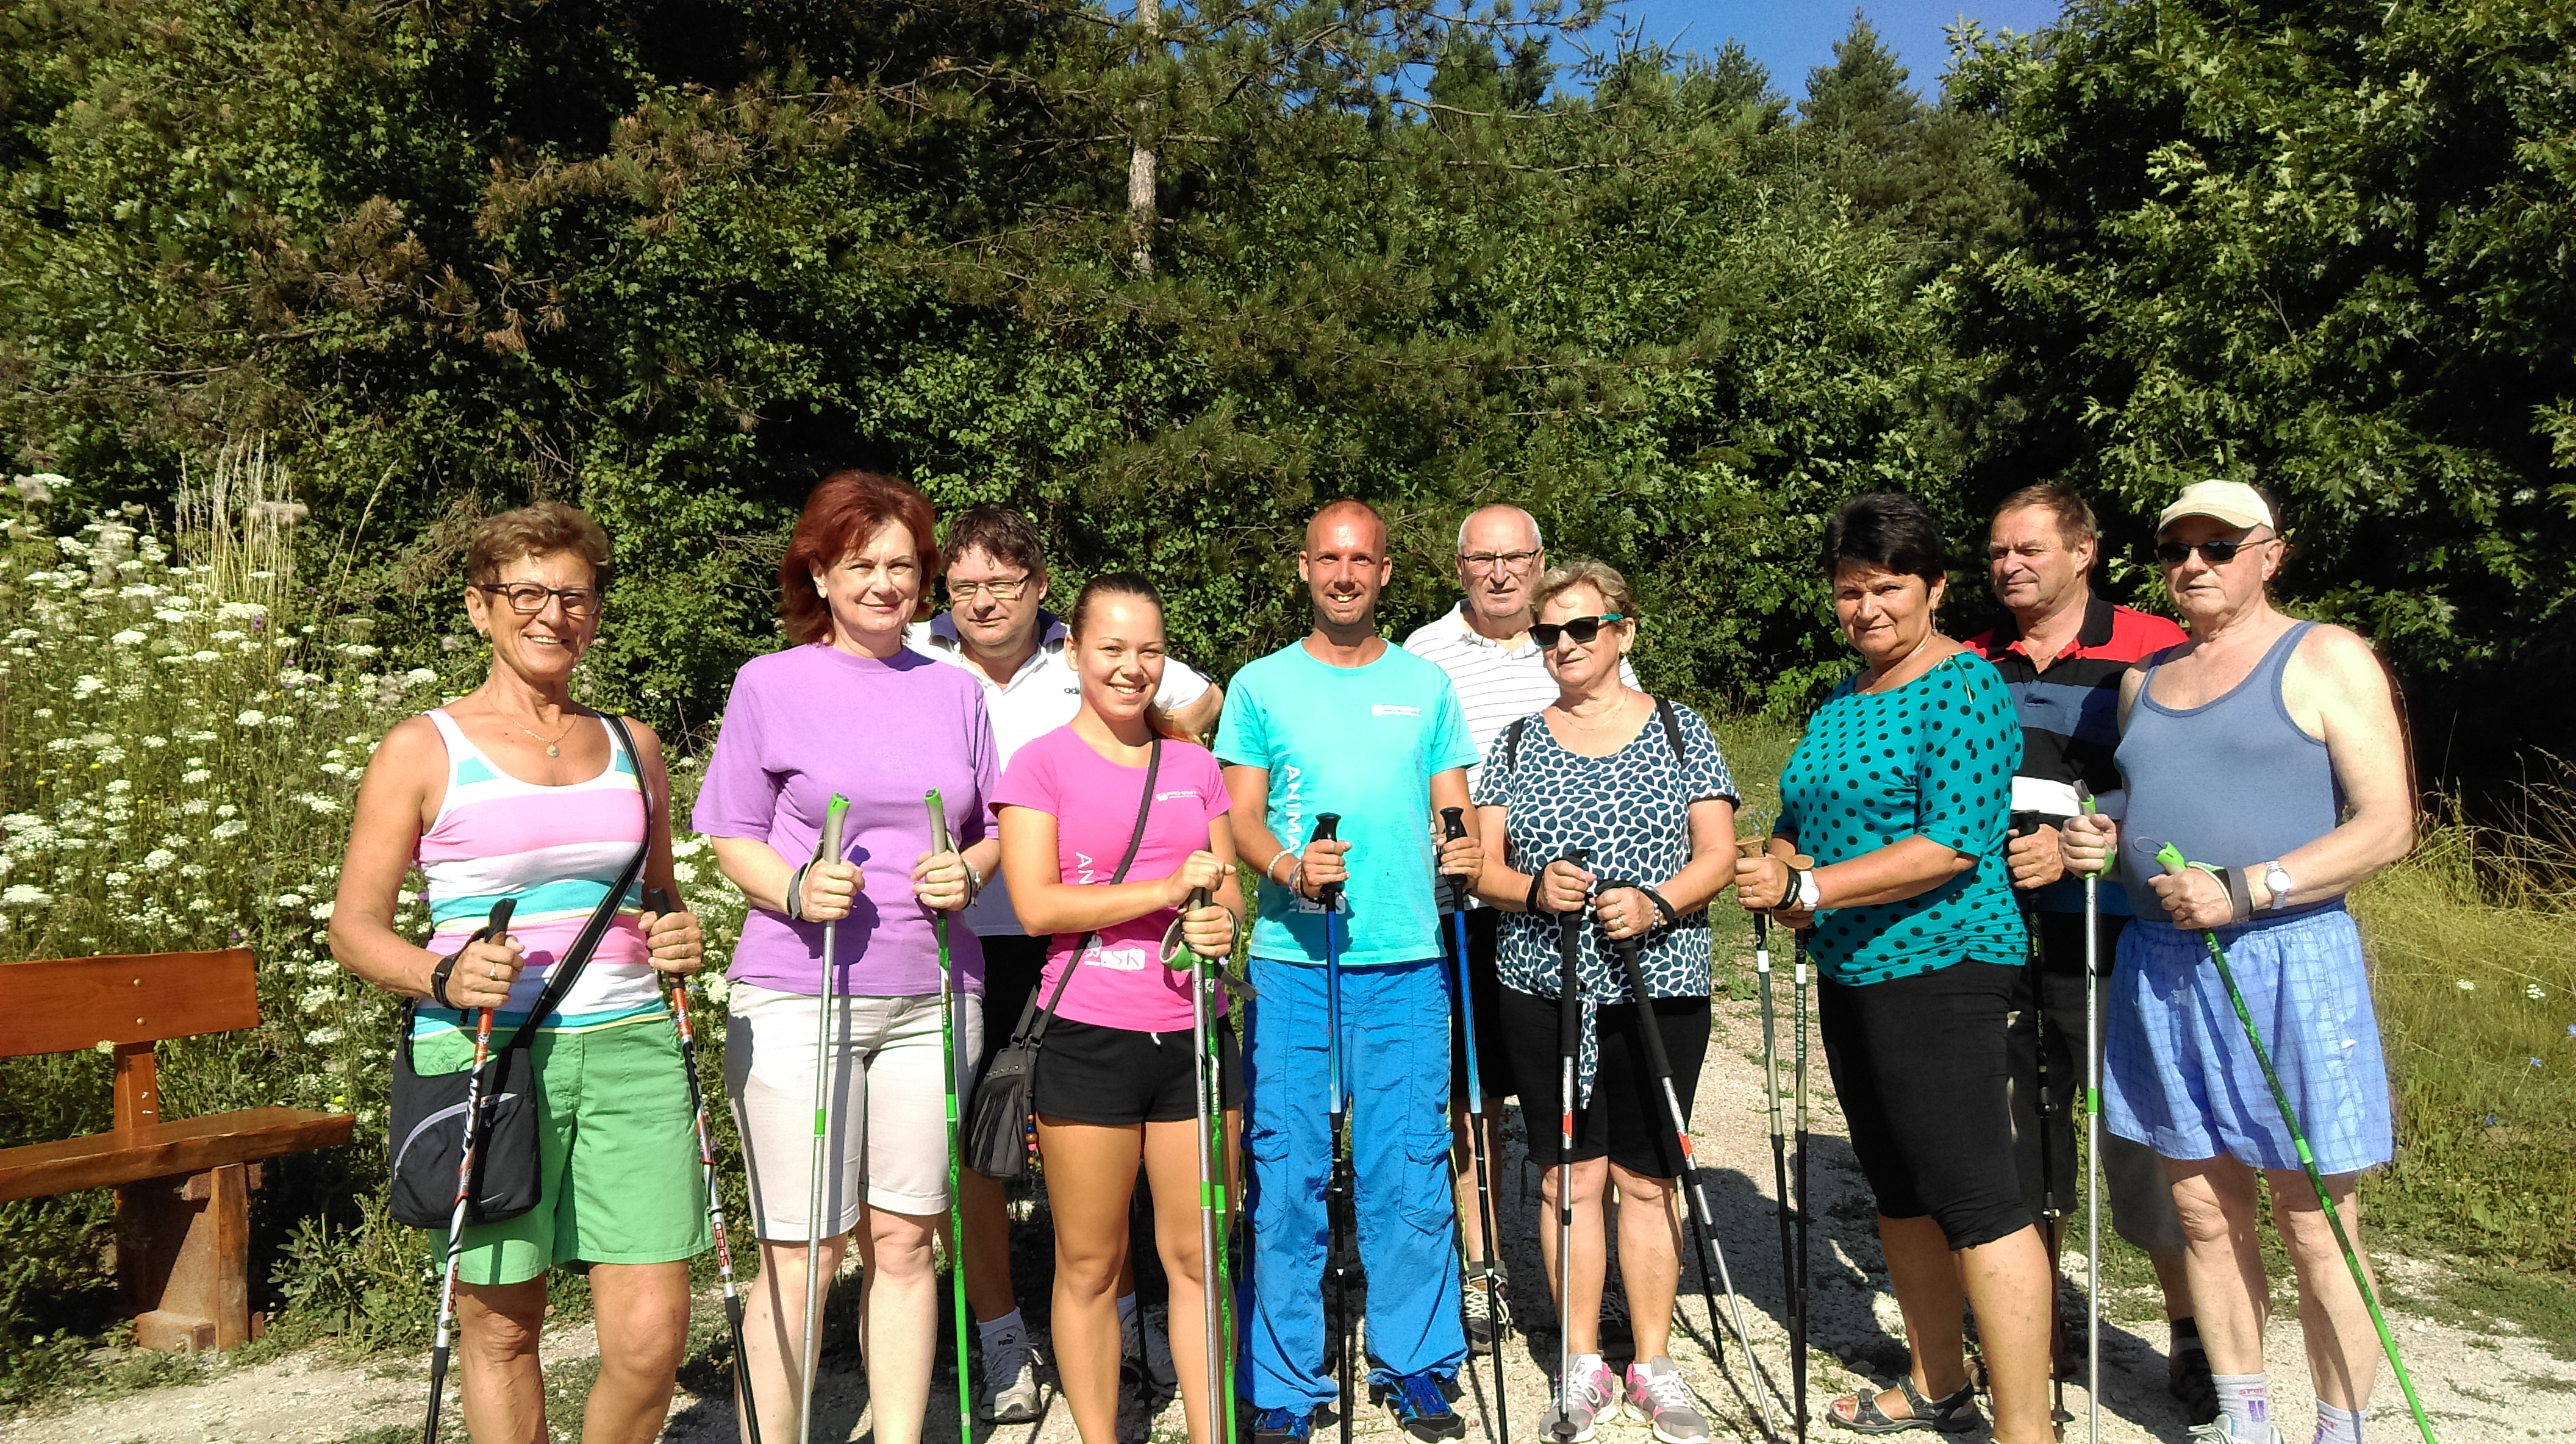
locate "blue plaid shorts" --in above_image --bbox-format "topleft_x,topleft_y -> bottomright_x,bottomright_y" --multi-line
2105,904 -> 2393,1175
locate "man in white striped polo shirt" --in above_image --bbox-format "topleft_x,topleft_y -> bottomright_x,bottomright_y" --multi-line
1403,504 -> 1634,1345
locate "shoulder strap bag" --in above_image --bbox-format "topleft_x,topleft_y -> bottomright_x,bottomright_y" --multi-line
388,713 -> 653,1228
964,739 -> 1161,1182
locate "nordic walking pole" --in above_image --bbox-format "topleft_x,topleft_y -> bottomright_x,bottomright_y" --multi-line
800,794 -> 850,1444
1790,912 -> 1811,1444
925,792 -> 976,1444
1162,885 -> 1230,1444
1314,813 -> 1354,1444
1737,835 -> 1797,1439
423,896 -> 517,1444
2148,842 -> 2438,1444
1598,895 -> 1776,1437
649,886 -> 765,1444
2073,788 -> 2103,1444
1439,807 -> 1509,1444
1547,848 -> 1587,1444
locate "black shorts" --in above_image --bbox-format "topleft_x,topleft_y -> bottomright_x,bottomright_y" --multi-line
1820,959 -> 2036,1251
2006,911 -> 2129,1227
1498,986 -> 1710,1179
978,933 -> 1051,1068
1033,1015 -> 1244,1127
1448,909 -> 1517,1101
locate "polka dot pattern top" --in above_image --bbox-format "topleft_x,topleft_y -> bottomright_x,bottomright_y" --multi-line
1775,649 -> 2027,987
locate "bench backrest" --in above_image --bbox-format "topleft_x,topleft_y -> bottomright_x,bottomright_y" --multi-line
0,951 -> 262,1129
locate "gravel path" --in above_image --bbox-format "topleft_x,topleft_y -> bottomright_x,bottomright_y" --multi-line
5,980 -> 2567,1444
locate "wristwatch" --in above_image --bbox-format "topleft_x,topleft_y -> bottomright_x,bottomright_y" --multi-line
1793,868 -> 1822,912
2262,861 -> 2294,911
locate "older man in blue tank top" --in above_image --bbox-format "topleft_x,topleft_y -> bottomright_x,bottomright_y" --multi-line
2060,482 -> 2414,1444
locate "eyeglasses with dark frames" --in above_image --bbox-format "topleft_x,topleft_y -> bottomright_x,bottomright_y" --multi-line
471,582 -> 603,618
1530,613 -> 1626,648
2154,535 -> 2272,567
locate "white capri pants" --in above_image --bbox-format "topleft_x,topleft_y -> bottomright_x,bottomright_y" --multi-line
725,981 -> 983,1238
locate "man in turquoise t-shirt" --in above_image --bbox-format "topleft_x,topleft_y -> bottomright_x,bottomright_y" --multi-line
1218,499 -> 1483,1443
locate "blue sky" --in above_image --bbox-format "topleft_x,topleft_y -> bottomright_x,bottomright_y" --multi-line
1584,0 -> 2064,99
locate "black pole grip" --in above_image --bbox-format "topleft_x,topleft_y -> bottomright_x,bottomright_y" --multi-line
644,887 -> 674,915
1440,806 -> 1469,910
476,898 -> 515,943
1554,848 -> 1587,1055
1312,812 -> 1344,910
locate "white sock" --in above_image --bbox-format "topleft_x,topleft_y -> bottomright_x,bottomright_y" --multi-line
1572,1351 -> 1605,1381
2314,1401 -> 2362,1444
2214,1374 -> 2270,1438
978,1308 -> 1025,1349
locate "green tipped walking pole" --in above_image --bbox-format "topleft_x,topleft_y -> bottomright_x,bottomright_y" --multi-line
801,794 -> 849,1444
926,791 -> 977,1444
2148,840 -> 2436,1444
2074,787 -> 2103,1444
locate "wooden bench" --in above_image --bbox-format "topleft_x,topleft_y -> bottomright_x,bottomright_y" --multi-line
0,950 -> 355,1352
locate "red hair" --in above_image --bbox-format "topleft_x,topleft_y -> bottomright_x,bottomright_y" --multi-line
778,470 -> 940,646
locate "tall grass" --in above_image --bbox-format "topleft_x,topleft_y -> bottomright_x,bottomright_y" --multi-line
2355,776 -> 2576,1272
0,460 -> 444,1391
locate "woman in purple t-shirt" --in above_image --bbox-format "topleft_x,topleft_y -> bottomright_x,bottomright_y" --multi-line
992,573 -> 1241,1444
692,470 -> 1000,1444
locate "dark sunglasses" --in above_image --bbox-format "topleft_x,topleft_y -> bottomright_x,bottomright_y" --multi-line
1531,613 -> 1626,648
2153,536 -> 2269,567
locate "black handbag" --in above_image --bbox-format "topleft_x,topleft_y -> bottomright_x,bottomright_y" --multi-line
964,740 -> 1161,1181
387,714 -> 652,1229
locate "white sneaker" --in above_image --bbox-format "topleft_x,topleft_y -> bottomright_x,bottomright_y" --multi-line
979,1328 -> 1042,1423
2189,1420 -> 2284,1444
1122,1306 -> 1178,1392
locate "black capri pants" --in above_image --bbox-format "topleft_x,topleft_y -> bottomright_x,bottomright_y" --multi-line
1819,958 -> 2037,1251
1499,987 -> 1711,1179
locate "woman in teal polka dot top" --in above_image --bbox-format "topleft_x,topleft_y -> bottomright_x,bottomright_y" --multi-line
1734,493 -> 2052,1444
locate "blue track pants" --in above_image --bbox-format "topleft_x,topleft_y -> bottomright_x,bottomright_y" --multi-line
1240,953 -> 1464,1409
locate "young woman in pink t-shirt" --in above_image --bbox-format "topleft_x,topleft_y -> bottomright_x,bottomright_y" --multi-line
992,573 -> 1242,1444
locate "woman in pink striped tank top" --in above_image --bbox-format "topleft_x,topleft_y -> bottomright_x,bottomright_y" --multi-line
332,503 -> 709,1444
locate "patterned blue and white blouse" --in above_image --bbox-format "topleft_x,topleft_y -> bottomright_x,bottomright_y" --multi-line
1472,698 -> 1737,1100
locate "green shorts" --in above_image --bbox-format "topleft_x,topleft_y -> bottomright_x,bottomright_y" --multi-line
414,1012 -> 712,1285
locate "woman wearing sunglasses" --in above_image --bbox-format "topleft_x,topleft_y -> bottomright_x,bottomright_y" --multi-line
2058,482 -> 2413,1444
1466,559 -> 1740,1444
1732,491 -> 2052,1443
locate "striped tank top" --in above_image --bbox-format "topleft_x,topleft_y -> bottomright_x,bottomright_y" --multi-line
411,708 -> 661,1038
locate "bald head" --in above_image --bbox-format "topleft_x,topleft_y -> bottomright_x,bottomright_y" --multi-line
1306,499 -> 1387,556
1300,498 -> 1393,638
1457,505 -> 1542,557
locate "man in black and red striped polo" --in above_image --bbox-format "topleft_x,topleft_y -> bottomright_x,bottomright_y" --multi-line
1964,484 -> 2215,1420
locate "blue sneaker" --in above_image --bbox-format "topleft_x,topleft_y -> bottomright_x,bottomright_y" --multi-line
1381,1371 -> 1466,1442
1252,1406 -> 1314,1444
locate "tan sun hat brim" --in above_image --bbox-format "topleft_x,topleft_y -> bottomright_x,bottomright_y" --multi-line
2157,480 -> 2275,534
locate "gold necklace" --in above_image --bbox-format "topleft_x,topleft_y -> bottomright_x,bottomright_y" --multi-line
512,710 -> 579,757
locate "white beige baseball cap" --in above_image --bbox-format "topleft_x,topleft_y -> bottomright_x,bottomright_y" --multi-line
2157,480 -> 2275,534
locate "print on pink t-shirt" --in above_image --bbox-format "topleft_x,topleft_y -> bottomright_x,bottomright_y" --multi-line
990,727 -> 1232,1034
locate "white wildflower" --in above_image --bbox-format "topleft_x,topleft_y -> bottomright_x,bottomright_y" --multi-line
143,736 -> 166,748
71,675 -> 104,697
308,899 -> 336,921
103,871 -> 131,887
191,650 -> 219,663
182,768 -> 212,784
110,629 -> 146,647
297,985 -> 336,1013
275,893 -> 306,909
180,799 -> 208,815
305,1026 -> 343,1046
141,849 -> 177,871
406,667 -> 438,687
216,601 -> 269,620
215,804 -> 238,818
235,709 -> 266,727
210,820 -> 248,841
104,779 -> 131,793
212,629 -> 246,644
12,473 -> 60,502
2456,979 -> 2476,992
2,884 -> 54,905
